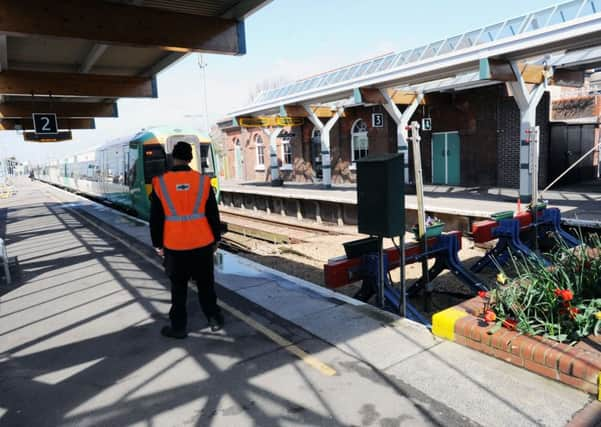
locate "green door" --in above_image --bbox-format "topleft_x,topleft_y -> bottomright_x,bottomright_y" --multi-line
432,134 -> 446,184
431,132 -> 460,185
446,132 -> 460,185
234,142 -> 243,180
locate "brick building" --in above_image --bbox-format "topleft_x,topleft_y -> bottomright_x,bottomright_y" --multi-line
217,83 -> 552,189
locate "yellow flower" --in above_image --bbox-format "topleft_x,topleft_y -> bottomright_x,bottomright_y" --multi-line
595,312 -> 601,320
496,273 -> 507,284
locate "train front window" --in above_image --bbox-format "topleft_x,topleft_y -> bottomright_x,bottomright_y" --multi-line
143,144 -> 167,184
199,144 -> 215,176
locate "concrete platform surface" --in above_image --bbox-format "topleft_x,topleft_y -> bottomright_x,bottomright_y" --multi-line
0,179 -> 595,427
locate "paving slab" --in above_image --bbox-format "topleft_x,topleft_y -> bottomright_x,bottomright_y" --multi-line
386,341 -> 592,427
292,303 -> 441,370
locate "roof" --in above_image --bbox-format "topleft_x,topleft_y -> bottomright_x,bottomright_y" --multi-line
0,0 -> 272,129
231,0 -> 601,116
2,0 -> 270,77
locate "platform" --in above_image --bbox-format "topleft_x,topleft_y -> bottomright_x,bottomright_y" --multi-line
220,180 -> 601,231
0,178 -> 597,427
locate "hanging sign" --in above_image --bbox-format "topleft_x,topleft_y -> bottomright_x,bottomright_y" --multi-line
32,113 -> 58,134
238,116 -> 304,127
276,116 -> 304,126
372,113 -> 384,128
23,131 -> 72,143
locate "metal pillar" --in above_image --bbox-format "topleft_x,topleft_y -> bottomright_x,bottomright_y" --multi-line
408,121 -> 430,305
263,126 -> 282,182
381,89 -> 424,184
507,62 -> 549,204
304,105 -> 342,188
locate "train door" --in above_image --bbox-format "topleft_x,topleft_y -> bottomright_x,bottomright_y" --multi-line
128,141 -> 144,214
139,144 -> 168,219
97,149 -> 107,195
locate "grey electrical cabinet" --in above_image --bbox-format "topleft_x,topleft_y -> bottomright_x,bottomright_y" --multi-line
356,153 -> 405,237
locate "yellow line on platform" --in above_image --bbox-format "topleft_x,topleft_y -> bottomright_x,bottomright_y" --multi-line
52,190 -> 337,377
218,300 -> 337,377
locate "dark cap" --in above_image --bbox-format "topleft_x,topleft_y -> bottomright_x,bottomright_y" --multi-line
172,141 -> 193,162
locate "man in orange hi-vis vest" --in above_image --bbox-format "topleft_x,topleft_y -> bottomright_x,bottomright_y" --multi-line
150,141 -> 224,339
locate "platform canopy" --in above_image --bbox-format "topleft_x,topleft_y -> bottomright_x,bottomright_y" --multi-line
230,0 -> 601,117
0,0 -> 271,132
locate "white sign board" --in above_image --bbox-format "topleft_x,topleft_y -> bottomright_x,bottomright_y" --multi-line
372,113 -> 384,128
32,113 -> 58,134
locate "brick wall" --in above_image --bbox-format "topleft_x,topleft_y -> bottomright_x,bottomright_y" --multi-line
415,86 -> 500,187
497,90 -> 551,188
220,126 -> 304,182
301,106 -> 396,183
435,296 -> 601,396
217,84 -> 551,188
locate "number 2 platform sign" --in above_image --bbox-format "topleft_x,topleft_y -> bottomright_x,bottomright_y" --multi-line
32,113 -> 58,134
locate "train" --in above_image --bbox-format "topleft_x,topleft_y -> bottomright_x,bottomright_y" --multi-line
37,127 -> 220,220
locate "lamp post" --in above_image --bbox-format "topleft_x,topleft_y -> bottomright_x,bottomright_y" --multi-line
197,54 -> 210,135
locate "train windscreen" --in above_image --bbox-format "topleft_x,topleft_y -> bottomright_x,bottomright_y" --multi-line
199,144 -> 215,176
143,145 -> 167,184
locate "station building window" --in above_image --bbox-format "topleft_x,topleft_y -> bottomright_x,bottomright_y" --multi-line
255,134 -> 265,170
351,119 -> 369,164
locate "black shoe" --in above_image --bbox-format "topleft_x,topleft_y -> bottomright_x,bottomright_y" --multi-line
160,325 -> 188,339
208,313 -> 224,332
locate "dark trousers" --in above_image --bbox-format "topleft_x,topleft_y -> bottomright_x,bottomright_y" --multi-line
164,245 -> 220,331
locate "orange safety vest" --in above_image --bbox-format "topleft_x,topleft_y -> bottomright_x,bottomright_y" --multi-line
152,170 -> 215,250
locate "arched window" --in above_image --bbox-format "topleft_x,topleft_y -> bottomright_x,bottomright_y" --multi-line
351,119 -> 369,162
254,134 -> 265,168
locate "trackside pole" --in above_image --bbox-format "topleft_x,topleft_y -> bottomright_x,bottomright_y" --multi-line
528,126 -> 540,208
528,125 -> 541,253
408,121 -> 430,301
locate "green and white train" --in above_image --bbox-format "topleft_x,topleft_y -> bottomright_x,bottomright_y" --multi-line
38,127 -> 220,220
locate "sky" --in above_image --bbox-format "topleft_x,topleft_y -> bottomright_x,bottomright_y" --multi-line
0,0 -> 560,164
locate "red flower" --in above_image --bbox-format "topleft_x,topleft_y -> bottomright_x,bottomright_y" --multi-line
560,289 -> 574,302
569,307 -> 580,319
478,291 -> 488,298
483,310 -> 497,323
554,288 -> 574,302
502,318 -> 518,330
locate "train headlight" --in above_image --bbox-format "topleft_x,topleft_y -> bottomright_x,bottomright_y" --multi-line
210,177 -> 218,189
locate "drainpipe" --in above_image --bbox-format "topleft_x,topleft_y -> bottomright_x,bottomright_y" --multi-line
304,106 -> 342,188
507,61 -> 550,204
380,89 -> 424,184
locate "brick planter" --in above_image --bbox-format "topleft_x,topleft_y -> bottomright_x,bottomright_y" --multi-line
433,296 -> 601,397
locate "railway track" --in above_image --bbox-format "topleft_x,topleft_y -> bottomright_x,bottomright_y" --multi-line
220,208 -> 339,244
39,180 -> 336,251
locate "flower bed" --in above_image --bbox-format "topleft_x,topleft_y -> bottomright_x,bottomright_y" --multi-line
488,236 -> 601,343
432,235 -> 601,396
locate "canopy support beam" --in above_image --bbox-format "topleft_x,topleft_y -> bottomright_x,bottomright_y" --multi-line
304,105 -> 342,188
380,89 -> 424,184
263,126 -> 282,183
507,61 -> 550,203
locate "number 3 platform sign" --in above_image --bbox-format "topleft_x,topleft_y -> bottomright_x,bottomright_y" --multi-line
32,113 -> 58,134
